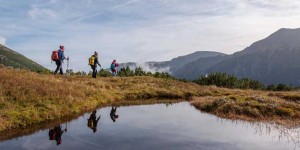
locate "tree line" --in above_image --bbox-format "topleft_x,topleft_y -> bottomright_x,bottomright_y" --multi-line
193,72 -> 295,91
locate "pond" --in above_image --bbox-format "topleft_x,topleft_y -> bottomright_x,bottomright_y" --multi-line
0,102 -> 299,150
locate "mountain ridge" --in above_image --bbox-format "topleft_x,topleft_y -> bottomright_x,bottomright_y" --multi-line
120,28 -> 300,85
0,44 -> 47,71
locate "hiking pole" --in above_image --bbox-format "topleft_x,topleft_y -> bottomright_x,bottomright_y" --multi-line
67,57 -> 70,76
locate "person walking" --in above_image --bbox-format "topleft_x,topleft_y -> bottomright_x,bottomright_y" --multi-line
53,45 -> 68,75
110,60 -> 119,77
87,110 -> 101,133
89,51 -> 101,78
110,106 -> 119,122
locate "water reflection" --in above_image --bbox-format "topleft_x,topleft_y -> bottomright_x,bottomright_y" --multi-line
0,102 -> 299,150
48,124 -> 67,145
216,117 -> 300,149
87,110 -> 101,133
110,106 -> 119,122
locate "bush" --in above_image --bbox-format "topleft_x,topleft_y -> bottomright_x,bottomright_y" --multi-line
97,69 -> 112,77
193,72 -> 264,90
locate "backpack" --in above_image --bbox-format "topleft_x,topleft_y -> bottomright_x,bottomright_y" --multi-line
49,129 -> 56,140
110,63 -> 115,69
51,50 -> 59,61
89,55 -> 95,65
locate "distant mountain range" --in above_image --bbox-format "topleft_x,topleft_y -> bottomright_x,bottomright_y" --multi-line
119,51 -> 227,74
121,28 -> 300,86
0,44 -> 47,71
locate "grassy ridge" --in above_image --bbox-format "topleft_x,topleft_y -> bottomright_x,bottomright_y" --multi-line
0,67 -> 300,133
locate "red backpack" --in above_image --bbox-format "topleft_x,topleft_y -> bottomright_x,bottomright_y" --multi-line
51,50 -> 59,61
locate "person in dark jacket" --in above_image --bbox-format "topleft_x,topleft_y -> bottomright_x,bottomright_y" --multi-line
90,51 -> 101,78
54,45 -> 68,75
87,110 -> 101,133
48,125 -> 67,145
110,107 -> 119,122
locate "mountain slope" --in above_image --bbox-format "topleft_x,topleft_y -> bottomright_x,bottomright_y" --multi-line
173,55 -> 228,79
207,28 -> 300,85
0,44 -> 46,71
120,51 -> 227,73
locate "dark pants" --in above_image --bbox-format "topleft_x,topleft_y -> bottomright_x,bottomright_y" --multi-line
91,65 -> 97,78
54,60 -> 63,75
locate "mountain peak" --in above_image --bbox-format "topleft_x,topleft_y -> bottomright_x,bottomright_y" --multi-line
241,27 -> 300,54
271,28 -> 300,37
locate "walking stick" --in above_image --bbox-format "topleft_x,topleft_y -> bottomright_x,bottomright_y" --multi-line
66,57 -> 70,76
65,122 -> 68,133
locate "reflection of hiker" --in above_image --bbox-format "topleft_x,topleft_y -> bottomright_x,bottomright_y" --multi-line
49,125 -> 67,145
89,51 -> 102,78
52,45 -> 68,75
87,110 -> 101,133
110,60 -> 119,77
110,107 -> 119,122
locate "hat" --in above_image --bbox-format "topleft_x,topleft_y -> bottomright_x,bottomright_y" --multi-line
59,45 -> 65,51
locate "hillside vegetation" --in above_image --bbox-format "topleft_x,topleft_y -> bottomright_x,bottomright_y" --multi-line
0,67 -> 299,133
0,44 -> 47,71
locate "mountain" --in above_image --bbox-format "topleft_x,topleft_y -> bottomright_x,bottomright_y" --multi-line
120,51 -> 227,73
0,44 -> 47,71
173,55 -> 228,79
121,28 -> 300,85
206,28 -> 300,85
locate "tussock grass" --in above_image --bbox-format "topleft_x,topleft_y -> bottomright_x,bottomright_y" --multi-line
0,67 -> 300,134
0,68 -> 202,132
191,89 -> 300,127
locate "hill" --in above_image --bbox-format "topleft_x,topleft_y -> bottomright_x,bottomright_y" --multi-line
0,44 -> 47,71
173,55 -> 228,79
207,28 -> 300,85
119,51 -> 227,73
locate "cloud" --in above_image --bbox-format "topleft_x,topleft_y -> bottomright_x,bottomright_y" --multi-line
28,7 -> 58,20
0,36 -> 6,45
1,0 -> 300,72
113,0 -> 139,9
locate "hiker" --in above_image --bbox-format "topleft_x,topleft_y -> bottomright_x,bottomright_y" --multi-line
110,106 -> 119,122
89,51 -> 101,78
48,125 -> 67,145
87,110 -> 101,133
110,60 -> 119,77
53,45 -> 68,75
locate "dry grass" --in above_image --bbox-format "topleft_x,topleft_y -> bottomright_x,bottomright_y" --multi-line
0,67 -> 300,133
191,88 -> 300,127
0,68 -> 203,131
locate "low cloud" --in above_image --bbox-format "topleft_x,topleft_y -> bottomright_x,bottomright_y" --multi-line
136,62 -> 171,73
0,36 -> 6,45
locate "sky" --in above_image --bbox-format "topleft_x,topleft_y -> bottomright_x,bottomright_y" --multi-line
1,0 -> 300,71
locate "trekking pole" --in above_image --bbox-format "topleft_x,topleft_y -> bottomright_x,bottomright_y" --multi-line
67,57 -> 70,76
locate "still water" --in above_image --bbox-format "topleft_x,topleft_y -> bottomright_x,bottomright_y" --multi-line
0,102 -> 299,150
